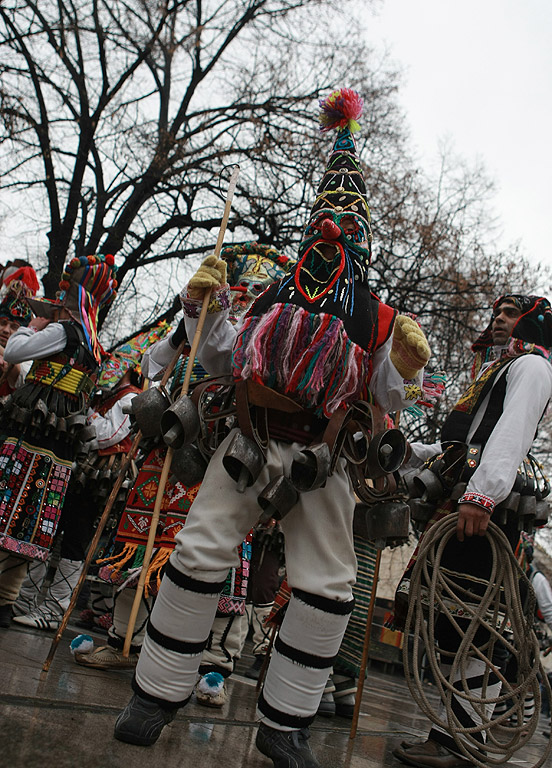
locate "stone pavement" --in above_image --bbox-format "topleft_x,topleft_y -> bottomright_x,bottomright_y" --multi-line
1,620 -> 550,768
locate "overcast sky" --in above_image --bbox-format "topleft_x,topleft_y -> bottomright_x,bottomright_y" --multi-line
365,0 -> 552,273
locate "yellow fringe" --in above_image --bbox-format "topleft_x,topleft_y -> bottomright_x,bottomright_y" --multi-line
144,548 -> 172,598
96,542 -> 138,578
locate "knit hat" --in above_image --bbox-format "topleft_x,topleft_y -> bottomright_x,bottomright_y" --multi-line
28,254 -> 118,361
472,294 -> 552,352
0,266 -> 41,327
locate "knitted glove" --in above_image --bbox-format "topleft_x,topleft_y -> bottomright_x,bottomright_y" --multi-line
187,255 -> 227,300
390,315 -> 431,379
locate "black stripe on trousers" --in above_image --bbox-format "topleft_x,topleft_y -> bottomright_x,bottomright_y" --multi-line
292,587 -> 355,615
132,675 -> 192,710
274,634 -> 336,669
165,561 -> 226,595
146,620 -> 209,655
257,690 -> 316,729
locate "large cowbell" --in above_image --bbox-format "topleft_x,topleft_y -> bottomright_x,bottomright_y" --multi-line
353,501 -> 410,546
160,395 -> 201,449
170,444 -> 208,487
290,442 -> 332,492
365,429 -> 407,478
257,475 -> 299,523
222,431 -> 265,493
124,387 -> 170,438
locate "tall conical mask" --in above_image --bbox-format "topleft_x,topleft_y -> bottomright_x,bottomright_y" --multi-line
296,88 -> 372,307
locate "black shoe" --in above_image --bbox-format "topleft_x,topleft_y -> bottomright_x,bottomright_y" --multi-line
244,654 -> 265,680
255,722 -> 320,768
114,694 -> 176,746
0,604 -> 13,628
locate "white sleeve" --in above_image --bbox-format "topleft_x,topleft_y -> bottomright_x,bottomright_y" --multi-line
465,355 -> 552,506
3,324 -> 68,363
369,336 -> 425,412
86,392 -> 137,450
13,359 -> 33,390
532,570 -> 552,630
183,306 -> 236,376
141,333 -> 181,380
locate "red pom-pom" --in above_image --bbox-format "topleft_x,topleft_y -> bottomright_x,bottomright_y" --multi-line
87,255 -> 96,265
105,254 -> 115,266
69,258 -> 80,269
59,280 -> 71,291
319,87 -> 363,133
112,280 -> 118,289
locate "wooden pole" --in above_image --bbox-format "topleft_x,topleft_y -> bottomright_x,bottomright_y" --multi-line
42,429 -> 143,673
122,291 -> 211,656
122,164 -> 240,655
41,331 -> 189,674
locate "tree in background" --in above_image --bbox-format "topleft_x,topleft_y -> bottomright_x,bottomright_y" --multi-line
0,0 -> 549,430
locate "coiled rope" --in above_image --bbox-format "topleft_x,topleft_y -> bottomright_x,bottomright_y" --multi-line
403,513 -> 551,767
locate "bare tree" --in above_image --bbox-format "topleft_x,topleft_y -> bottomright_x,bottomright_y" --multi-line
0,0 -> 384,304
1,2 -> 550,422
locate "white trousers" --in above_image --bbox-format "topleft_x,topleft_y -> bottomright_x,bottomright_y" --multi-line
134,430 -> 357,726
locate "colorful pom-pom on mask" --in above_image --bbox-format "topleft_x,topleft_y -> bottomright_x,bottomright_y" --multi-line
319,87 -> 363,133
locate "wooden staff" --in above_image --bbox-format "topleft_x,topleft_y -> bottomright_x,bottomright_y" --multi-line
122,164 -> 240,655
41,336 -> 188,674
42,428 -> 143,673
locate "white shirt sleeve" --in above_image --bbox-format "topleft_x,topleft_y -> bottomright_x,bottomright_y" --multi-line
532,570 -> 552,630
369,336 -> 426,412
465,355 -> 552,506
3,323 -> 68,363
141,333 -> 181,381
183,304 -> 237,376
86,391 -> 137,450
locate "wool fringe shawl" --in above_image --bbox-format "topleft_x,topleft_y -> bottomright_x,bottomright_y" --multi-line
232,303 -> 372,417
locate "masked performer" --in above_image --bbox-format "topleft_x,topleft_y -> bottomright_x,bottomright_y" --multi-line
114,89 -> 430,768
0,266 -> 40,399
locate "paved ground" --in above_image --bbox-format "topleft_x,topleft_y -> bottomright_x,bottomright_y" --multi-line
1,619 -> 550,768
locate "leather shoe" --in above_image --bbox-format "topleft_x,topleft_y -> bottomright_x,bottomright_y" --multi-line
114,694 -> 176,746
256,722 -> 321,768
392,738 -> 471,767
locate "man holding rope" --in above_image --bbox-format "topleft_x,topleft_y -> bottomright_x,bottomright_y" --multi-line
394,294 -> 552,768
113,88 -> 430,768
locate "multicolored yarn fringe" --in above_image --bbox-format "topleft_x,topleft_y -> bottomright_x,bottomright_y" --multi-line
3,266 -> 40,296
406,370 -> 447,417
319,88 -> 363,134
232,302 -> 373,417
58,254 -> 118,363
